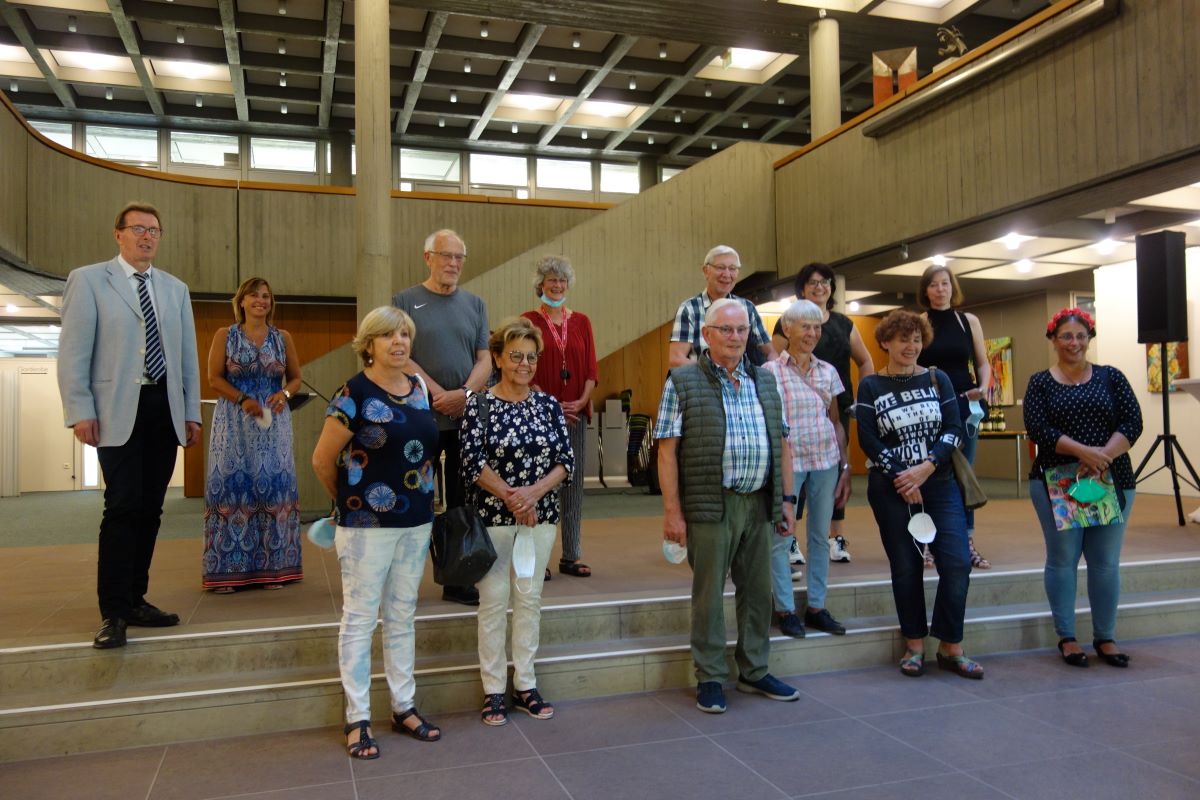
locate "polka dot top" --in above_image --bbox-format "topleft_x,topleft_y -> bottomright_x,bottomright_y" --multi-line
1022,365 -> 1143,490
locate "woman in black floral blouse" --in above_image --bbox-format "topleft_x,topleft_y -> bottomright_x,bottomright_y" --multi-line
460,316 -> 573,727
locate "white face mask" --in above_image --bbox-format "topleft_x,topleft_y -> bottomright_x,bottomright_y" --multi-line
662,540 -> 688,565
254,405 -> 273,430
965,399 -> 984,438
908,506 -> 937,544
512,528 -> 537,594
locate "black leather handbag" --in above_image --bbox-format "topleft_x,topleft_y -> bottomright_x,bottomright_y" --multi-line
429,394 -> 497,586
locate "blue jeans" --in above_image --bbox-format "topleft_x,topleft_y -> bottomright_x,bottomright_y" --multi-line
868,470 -> 972,643
1029,481 -> 1134,641
771,465 -> 838,612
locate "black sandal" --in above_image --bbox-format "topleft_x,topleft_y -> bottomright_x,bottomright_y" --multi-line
1057,637 -> 1089,667
1093,639 -> 1131,668
343,720 -> 380,759
558,559 -> 592,577
512,687 -> 555,719
392,707 -> 441,741
968,537 -> 991,569
481,693 -> 509,726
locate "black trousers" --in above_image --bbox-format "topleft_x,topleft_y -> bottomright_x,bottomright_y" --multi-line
95,383 -> 178,620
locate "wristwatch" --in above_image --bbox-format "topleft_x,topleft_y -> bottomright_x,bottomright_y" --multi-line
782,494 -> 798,504
283,389 -> 292,399
461,385 -> 474,399
840,463 -> 850,473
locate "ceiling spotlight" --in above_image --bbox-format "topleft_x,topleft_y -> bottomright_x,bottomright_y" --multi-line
548,67 -> 557,82
848,301 -> 861,313
711,141 -> 718,150
281,102 -> 288,114
279,73 -> 287,87
278,39 -> 286,55
777,91 -> 785,105
9,80 -> 17,93
628,76 -> 637,90
105,86 -> 113,101
931,254 -> 948,267
176,28 -> 185,44
659,43 -> 668,59
511,122 -> 518,134
581,130 -> 588,140
5,303 -> 17,313
480,21 -> 489,38
464,59 -> 472,73
278,0 -> 287,15
68,15 -> 77,33
571,32 -> 581,48
449,90 -> 457,103
741,118 -> 749,129
819,8 -> 828,19
195,95 -> 203,108
647,135 -> 654,145
438,117 -> 445,127
1095,238 -> 1118,256
704,83 -> 712,98
1001,232 -> 1025,250
1015,258 -> 1033,273
673,111 -> 682,123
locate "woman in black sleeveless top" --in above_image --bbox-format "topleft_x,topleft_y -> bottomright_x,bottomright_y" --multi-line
772,263 -> 874,564
917,265 -> 992,569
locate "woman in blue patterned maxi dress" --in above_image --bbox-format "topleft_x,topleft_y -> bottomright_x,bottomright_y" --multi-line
202,277 -> 303,591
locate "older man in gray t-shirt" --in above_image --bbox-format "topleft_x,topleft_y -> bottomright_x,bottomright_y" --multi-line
393,229 -> 491,606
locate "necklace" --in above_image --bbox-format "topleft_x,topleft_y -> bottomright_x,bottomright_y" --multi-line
881,367 -> 919,382
1057,364 -> 1091,385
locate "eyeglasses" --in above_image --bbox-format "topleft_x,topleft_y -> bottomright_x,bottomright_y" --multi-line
430,250 -> 467,262
120,225 -> 162,239
1056,332 -> 1090,343
508,351 -> 539,364
805,278 -> 832,288
709,325 -> 750,338
705,262 -> 740,273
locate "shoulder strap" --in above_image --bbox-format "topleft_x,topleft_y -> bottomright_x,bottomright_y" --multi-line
955,311 -> 968,332
927,366 -> 941,398
411,372 -> 430,404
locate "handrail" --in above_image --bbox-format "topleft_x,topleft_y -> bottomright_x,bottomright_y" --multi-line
773,0 -> 1095,170
0,92 -> 614,210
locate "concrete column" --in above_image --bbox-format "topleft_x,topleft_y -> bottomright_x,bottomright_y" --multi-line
637,156 -> 659,191
354,0 -> 392,319
808,18 -> 841,139
329,131 -> 353,187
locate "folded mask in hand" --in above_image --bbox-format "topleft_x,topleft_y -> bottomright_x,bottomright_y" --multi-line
306,516 -> 335,549
907,507 -> 937,544
965,400 -> 984,438
1068,477 -> 1107,505
662,539 -> 688,564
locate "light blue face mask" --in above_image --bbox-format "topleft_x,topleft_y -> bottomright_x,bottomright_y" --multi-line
965,399 -> 984,438
539,293 -> 566,308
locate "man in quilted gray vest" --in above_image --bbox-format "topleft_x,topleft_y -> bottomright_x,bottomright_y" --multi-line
653,298 -> 799,714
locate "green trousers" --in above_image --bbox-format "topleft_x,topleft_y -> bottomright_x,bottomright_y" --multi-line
686,490 -> 773,683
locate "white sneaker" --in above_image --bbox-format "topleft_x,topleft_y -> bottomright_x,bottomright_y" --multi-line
788,536 -> 806,565
829,535 -> 851,563
791,566 -> 804,582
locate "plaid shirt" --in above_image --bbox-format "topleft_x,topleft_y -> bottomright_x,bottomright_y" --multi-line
653,354 -> 784,493
763,351 -> 843,470
669,290 -> 770,359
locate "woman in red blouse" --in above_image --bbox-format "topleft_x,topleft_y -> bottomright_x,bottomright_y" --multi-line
522,256 -> 598,577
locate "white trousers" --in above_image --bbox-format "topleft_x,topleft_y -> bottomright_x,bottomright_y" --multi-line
477,523 -> 556,695
335,523 -> 431,723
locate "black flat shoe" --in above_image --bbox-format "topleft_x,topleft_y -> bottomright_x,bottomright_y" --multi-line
93,618 -> 127,649
1093,639 -> 1130,668
392,707 -> 441,742
126,603 -> 180,627
1057,637 -> 1089,667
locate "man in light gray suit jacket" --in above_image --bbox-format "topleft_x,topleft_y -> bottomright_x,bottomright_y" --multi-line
58,202 -> 203,649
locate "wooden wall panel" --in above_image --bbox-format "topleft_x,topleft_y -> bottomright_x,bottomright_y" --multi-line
774,0 -> 1199,276
0,109 -> 27,260
466,142 -> 794,361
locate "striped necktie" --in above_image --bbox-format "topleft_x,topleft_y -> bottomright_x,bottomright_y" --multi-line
134,272 -> 166,381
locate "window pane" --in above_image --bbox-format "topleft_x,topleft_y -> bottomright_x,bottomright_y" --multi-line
662,166 -> 684,182
600,162 -> 639,194
249,137 -> 317,172
401,148 -> 460,181
469,153 -> 526,187
85,125 -> 157,166
169,131 -> 238,167
536,158 -> 592,190
29,120 -> 73,148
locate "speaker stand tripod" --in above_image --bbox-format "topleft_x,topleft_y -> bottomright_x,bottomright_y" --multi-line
1134,342 -> 1200,526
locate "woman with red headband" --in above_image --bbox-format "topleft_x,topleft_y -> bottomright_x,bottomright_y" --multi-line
1023,308 -> 1142,669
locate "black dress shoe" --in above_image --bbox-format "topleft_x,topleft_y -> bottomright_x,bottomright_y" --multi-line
94,618 -> 127,649
441,585 -> 480,606
126,603 -> 180,627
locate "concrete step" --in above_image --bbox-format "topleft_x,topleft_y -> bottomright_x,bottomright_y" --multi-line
2,559 -> 1198,761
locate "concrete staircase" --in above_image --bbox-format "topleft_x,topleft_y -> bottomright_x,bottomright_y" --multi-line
3,557 -> 1199,761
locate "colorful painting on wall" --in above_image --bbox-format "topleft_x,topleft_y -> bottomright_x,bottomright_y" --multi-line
1147,341 -> 1190,393
985,336 -> 1014,406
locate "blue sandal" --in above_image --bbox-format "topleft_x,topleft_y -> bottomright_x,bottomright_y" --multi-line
936,651 -> 985,679
512,687 -> 555,719
899,649 -> 925,677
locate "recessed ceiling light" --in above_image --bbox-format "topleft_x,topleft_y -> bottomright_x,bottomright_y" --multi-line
279,72 -> 287,86
449,90 -> 457,103
438,117 -> 445,127
848,301 -> 860,312
1001,232 -> 1030,250
463,59 -> 471,73
931,255 -> 947,266
659,43 -> 668,59
176,28 -> 185,44
628,76 -> 637,90
581,130 -> 588,140
67,16 -> 77,33
104,86 -> 113,101
674,111 -> 682,123
571,32 -> 581,48
741,118 -> 749,129
511,122 -> 518,134
1015,258 -> 1033,273
5,303 -> 18,313
704,83 -> 712,98
195,95 -> 203,107
278,39 -> 286,55
548,67 -> 556,82
647,135 -> 655,145
480,21 -> 488,38
278,0 -> 287,15
1095,238 -> 1117,255
8,80 -> 16,93
711,141 -> 718,150
777,91 -> 785,105
281,102 -> 288,114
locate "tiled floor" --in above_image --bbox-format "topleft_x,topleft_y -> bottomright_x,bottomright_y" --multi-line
3,634 -> 1199,799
